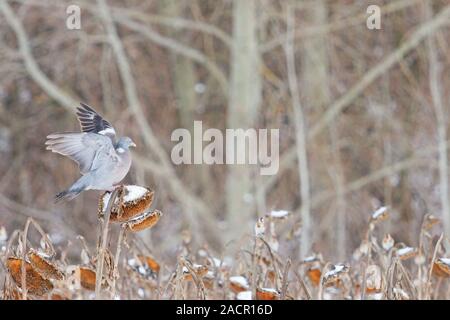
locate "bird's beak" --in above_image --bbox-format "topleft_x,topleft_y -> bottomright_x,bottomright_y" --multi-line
130,141 -> 137,148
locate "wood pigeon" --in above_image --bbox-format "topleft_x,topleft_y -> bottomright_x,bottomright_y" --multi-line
46,103 -> 136,202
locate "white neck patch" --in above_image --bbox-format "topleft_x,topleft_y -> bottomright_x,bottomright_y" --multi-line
99,128 -> 116,136
117,147 -> 126,154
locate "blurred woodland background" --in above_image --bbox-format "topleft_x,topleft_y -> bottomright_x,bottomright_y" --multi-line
0,0 -> 450,266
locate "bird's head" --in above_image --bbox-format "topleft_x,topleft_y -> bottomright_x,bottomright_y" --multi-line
117,136 -> 136,150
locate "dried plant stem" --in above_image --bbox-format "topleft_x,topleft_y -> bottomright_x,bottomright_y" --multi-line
433,278 -> 443,300
360,227 -> 373,300
251,237 -> 262,299
259,238 -> 282,286
318,262 -> 331,300
174,260 -> 184,300
445,282 -> 450,299
14,217 -> 55,300
4,230 -> 20,264
95,188 -> 120,299
77,235 -> 93,261
425,233 -> 444,300
110,225 -> 126,298
417,222 -> 426,299
396,261 -> 417,299
280,259 -> 291,300
386,258 -> 398,299
180,257 -> 206,300
294,270 -> 311,300
162,272 -> 177,299
20,223 -> 30,300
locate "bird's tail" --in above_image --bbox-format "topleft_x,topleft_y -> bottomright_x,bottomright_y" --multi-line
54,176 -> 89,203
55,188 -> 83,203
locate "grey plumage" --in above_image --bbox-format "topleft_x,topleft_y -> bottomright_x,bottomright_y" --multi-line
46,103 -> 136,203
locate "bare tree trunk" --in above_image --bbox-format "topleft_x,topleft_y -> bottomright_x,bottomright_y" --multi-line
285,4 -> 311,259
425,3 -> 450,246
226,0 -> 262,240
300,0 -> 333,257
159,1 -> 196,130
301,0 -> 329,110
160,2 -> 199,182
330,123 -> 346,261
160,0 -> 217,229
304,0 -> 347,260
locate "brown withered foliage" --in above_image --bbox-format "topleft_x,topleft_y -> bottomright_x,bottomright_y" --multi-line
1,206 -> 450,300
6,257 -> 53,297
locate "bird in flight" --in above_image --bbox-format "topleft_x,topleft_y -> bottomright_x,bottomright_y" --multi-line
46,103 -> 136,202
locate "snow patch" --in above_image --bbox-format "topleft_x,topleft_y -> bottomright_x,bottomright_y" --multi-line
303,255 -> 319,263
438,258 -> 450,266
269,210 -> 289,218
237,291 -> 252,300
396,247 -> 415,256
260,287 -> 278,294
372,206 -> 387,220
124,185 -> 148,202
182,264 -> 204,274
324,264 -> 348,278
212,257 -> 222,268
229,276 -> 249,288
368,293 -> 384,300
99,127 -> 116,136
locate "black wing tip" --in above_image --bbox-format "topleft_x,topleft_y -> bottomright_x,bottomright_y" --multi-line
79,102 -> 92,109
77,103 -> 104,119
77,102 -> 96,115
77,104 -> 87,112
75,102 -> 115,136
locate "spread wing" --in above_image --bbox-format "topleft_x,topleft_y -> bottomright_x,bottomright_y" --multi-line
76,103 -> 116,139
45,132 -> 118,174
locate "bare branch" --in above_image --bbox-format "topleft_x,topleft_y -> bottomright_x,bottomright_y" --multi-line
0,0 -> 78,111
261,0 -> 426,53
112,13 -> 228,93
262,5 -> 450,194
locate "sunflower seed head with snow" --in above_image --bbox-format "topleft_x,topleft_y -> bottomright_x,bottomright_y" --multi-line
434,258 -> 450,276
229,276 -> 249,290
322,264 -> 349,285
371,206 -> 388,222
396,246 -> 417,260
